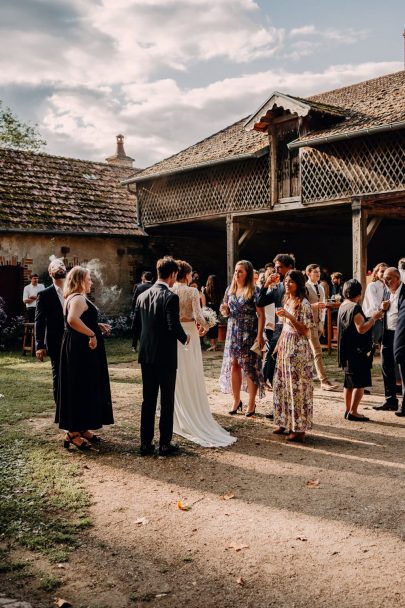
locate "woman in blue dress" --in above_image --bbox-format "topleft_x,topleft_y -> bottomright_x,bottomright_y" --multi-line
219,260 -> 265,416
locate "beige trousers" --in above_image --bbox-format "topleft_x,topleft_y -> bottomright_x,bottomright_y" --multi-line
309,325 -> 328,383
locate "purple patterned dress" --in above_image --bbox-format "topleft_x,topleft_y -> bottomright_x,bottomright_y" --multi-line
219,287 -> 265,398
273,299 -> 314,432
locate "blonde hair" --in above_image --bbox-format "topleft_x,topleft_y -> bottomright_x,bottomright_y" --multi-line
228,260 -> 255,300
371,262 -> 388,282
63,266 -> 89,298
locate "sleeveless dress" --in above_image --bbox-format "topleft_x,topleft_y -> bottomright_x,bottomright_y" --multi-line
56,295 -> 114,431
171,283 -> 236,448
273,299 -> 314,432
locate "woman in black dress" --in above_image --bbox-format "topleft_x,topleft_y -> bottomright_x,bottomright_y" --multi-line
203,274 -> 222,351
56,266 -> 114,450
337,279 -> 383,421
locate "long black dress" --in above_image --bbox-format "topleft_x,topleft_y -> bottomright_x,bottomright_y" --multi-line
56,295 -> 114,431
337,301 -> 373,389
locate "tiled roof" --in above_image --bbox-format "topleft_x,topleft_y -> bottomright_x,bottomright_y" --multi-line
300,69 -> 405,144
0,148 -> 143,235
131,118 -> 269,181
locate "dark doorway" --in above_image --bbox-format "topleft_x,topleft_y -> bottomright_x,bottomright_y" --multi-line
0,266 -> 25,317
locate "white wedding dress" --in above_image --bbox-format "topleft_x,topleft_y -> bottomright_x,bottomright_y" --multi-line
172,283 -> 236,448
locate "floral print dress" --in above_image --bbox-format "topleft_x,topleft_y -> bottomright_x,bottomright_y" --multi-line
273,299 -> 314,432
219,287 -> 265,398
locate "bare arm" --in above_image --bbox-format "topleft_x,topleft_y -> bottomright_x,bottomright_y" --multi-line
255,305 -> 265,348
354,309 -> 383,334
67,295 -> 98,349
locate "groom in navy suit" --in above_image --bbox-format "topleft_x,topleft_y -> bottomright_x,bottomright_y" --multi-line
133,256 -> 190,456
35,259 -> 66,404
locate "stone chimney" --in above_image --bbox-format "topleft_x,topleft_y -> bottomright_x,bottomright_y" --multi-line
106,134 -> 134,168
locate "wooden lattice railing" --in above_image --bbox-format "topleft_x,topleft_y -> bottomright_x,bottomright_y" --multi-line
137,156 -> 270,226
300,131 -> 405,204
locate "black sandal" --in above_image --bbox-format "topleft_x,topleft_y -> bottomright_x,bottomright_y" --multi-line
80,431 -> 101,443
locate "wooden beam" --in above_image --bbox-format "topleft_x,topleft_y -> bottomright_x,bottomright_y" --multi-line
366,217 -> 382,245
352,199 -> 367,290
270,124 -> 278,209
238,227 -> 255,248
226,215 -> 239,284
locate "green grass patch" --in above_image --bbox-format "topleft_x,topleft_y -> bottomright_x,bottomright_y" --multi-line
38,573 -> 63,592
105,337 -> 136,364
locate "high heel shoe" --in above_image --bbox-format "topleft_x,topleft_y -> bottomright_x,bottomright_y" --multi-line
245,407 -> 256,418
228,401 -> 242,415
63,432 -> 92,450
80,430 -> 101,443
273,427 -> 286,434
286,432 -> 305,443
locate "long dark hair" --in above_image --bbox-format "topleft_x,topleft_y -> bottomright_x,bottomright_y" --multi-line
283,270 -> 307,311
205,275 -> 221,306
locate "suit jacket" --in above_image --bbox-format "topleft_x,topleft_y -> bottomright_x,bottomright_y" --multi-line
393,283 -> 405,364
35,285 -> 64,359
131,281 -> 153,311
305,281 -> 326,328
132,283 -> 188,368
256,282 -> 285,309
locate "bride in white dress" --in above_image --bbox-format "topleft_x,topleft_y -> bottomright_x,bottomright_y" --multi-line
172,261 -> 236,448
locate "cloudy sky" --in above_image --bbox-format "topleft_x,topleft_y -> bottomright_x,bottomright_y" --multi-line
0,0 -> 403,168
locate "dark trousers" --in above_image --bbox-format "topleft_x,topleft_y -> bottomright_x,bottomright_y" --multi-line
50,355 -> 60,405
381,330 -> 398,403
140,363 -> 177,447
263,325 -> 281,385
26,307 -> 36,322
397,360 -> 405,412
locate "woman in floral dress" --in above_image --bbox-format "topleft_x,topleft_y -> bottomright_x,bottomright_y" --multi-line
219,260 -> 265,416
273,270 -> 314,442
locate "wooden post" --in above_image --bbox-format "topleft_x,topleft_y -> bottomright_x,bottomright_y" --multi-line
270,124 -> 278,208
351,199 -> 367,290
226,214 -> 239,285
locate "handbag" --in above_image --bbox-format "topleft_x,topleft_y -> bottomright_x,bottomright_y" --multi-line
250,341 -> 263,357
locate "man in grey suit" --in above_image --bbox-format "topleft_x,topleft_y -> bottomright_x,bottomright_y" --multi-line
132,257 -> 190,456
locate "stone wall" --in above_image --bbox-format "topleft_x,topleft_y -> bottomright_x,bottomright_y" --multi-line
0,233 -> 147,315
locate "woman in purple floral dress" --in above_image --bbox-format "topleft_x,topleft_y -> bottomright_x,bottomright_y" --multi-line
219,260 -> 265,416
273,270 -> 314,442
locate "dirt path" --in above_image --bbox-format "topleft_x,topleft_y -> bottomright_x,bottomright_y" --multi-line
26,354 -> 405,607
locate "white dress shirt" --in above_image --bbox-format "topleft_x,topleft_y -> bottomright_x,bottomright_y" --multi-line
362,280 -> 385,317
54,285 -> 64,307
386,288 -> 399,330
22,283 -> 45,308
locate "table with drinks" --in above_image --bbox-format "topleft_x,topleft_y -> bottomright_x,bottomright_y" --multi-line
325,296 -> 342,355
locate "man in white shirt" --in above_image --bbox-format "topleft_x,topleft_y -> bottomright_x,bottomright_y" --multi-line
305,264 -> 337,390
374,267 -> 405,412
22,274 -> 45,322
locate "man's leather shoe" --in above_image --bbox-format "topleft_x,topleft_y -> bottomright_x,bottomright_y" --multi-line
139,443 -> 155,456
373,401 -> 398,411
158,443 -> 180,457
395,409 -> 405,417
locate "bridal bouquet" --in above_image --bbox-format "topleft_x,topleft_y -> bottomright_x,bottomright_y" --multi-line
201,306 -> 218,328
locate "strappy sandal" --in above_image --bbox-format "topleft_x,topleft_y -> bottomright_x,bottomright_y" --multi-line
80,430 -> 101,443
64,432 -> 91,450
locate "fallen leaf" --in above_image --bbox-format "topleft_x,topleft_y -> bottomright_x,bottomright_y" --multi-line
221,492 -> 235,501
228,543 -> 249,552
55,599 -> 72,608
177,500 -> 191,511
236,576 -> 245,586
135,517 -> 148,525
306,479 -> 320,488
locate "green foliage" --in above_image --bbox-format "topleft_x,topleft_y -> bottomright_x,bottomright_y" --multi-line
0,100 -> 46,152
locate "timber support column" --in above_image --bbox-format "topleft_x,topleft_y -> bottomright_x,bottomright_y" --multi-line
270,124 -> 278,208
226,214 -> 239,284
351,198 -> 367,291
